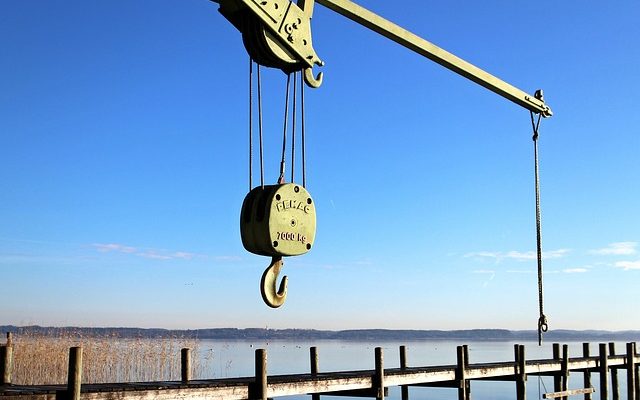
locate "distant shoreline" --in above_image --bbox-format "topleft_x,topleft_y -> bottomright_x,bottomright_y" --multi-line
2,325 -> 639,342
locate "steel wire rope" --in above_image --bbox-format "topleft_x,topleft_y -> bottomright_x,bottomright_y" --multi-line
290,71 -> 297,183
300,72 -> 307,188
531,110 -> 548,346
278,73 -> 292,183
538,374 -> 550,400
257,64 -> 265,188
249,58 -> 253,191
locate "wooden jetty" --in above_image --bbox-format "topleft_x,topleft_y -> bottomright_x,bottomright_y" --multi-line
1,338 -> 638,400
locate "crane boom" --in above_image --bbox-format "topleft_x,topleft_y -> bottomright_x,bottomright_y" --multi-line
212,0 -> 552,116
315,0 -> 552,117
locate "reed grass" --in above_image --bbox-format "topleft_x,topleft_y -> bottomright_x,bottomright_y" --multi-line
7,330 -> 206,385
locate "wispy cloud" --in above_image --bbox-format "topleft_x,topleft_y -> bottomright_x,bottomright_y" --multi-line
472,269 -> 495,288
614,260 -> 640,270
92,243 -> 204,261
472,269 -> 495,274
562,268 -> 588,273
590,242 -> 637,256
464,249 -> 570,262
214,255 -> 243,262
94,243 -> 136,254
136,251 -> 173,260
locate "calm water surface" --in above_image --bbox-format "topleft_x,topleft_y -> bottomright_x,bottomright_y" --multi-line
195,340 -> 631,400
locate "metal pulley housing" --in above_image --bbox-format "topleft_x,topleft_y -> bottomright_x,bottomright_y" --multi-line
241,183 -> 316,257
215,0 -> 324,87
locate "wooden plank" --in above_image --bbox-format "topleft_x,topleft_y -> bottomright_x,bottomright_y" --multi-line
409,381 -> 458,388
322,388 -> 388,398
543,388 -> 595,399
81,385 -> 250,400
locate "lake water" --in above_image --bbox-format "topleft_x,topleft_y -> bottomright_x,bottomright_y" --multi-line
194,339 -> 632,400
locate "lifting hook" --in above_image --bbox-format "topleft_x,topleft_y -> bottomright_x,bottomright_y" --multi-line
260,256 -> 288,308
303,65 -> 323,88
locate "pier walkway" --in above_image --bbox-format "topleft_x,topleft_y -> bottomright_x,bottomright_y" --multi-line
2,342 -> 638,400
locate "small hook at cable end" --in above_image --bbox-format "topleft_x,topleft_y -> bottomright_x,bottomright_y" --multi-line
260,256 -> 288,308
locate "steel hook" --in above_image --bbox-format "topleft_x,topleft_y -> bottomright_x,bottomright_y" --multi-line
303,66 -> 323,88
260,256 -> 288,308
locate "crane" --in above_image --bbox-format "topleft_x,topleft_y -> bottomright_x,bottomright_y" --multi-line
211,0 -> 552,343
210,0 -> 552,116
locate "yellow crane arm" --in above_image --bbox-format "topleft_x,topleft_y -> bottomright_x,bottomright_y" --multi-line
316,0 -> 551,117
212,0 -> 552,116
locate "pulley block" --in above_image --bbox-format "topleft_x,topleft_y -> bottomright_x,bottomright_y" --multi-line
216,0 -> 324,87
240,183 -> 316,257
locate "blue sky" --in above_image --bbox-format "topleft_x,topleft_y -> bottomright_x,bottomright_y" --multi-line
1,1 -> 638,331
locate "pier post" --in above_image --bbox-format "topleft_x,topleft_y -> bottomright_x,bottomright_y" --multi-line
255,349 -> 268,400
635,342 -> 639,400
1,333 -> 12,385
0,345 -> 12,385
464,345 -> 471,398
310,347 -> 320,400
583,343 -> 592,400
375,347 -> 384,400
67,347 -> 83,400
599,343 -> 608,400
515,344 -> 527,400
627,343 -> 636,400
181,348 -> 191,382
562,345 -> 570,400
456,345 -> 469,400
609,343 -> 619,400
400,346 -> 409,400
553,344 -> 562,394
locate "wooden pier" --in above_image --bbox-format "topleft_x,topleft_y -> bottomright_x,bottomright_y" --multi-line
1,340 -> 638,400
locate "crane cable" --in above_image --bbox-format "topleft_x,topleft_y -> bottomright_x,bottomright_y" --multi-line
248,58 -> 266,189
249,64 -> 307,189
278,73 -> 292,184
300,72 -> 307,188
531,110 -> 548,346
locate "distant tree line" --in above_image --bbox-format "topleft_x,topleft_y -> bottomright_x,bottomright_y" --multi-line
2,326 -> 639,342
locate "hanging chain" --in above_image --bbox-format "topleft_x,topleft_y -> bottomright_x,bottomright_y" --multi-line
531,110 -> 548,345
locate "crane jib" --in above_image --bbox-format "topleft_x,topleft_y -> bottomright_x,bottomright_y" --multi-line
212,0 -> 552,116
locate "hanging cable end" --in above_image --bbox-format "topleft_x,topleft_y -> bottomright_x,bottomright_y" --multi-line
537,314 -> 549,346
278,161 -> 286,184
